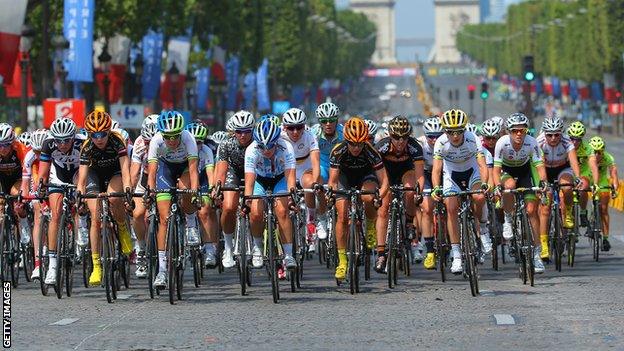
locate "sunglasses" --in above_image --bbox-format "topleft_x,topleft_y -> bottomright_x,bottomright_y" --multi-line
569,137 -> 582,142
545,133 -> 561,138
445,129 -> 465,136
162,133 -> 181,141
510,128 -> 527,134
234,129 -> 252,135
319,118 -> 337,124
391,135 -> 407,141
347,141 -> 364,148
0,142 -> 12,148
484,136 -> 497,141
426,134 -> 442,140
258,143 -> 275,150
55,137 -> 73,144
286,124 -> 305,131
90,131 -> 108,139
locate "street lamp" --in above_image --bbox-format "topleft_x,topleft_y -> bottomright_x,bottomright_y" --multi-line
19,24 -> 35,130
169,62 -> 179,109
51,34 -> 69,99
98,43 -> 112,112
133,53 -> 144,103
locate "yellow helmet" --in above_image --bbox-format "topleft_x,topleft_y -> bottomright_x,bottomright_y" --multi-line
441,109 -> 468,129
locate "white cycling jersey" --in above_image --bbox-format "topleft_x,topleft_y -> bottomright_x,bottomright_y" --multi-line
536,132 -> 575,167
417,135 -> 434,172
147,130 -> 198,164
198,143 -> 215,172
494,134 -> 543,168
131,135 -> 149,172
280,129 -> 319,178
433,131 -> 484,172
244,139 -> 296,178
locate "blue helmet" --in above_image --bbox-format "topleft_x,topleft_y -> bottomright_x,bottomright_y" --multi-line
157,110 -> 185,134
253,117 -> 281,148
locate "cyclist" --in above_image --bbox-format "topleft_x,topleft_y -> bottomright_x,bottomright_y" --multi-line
213,110 -> 255,268
480,118 -> 501,156
374,116 -> 424,273
244,117 -> 297,272
327,117 -> 389,281
147,110 -> 199,288
17,131 -> 31,149
312,102 -> 343,242
536,117 -> 581,259
280,108 -> 320,251
493,113 -> 548,273
77,111 -> 133,286
431,109 -> 489,274
416,117 -> 443,269
18,129 -> 46,280
129,114 -> 158,278
210,131 -> 230,145
185,122 -> 217,267
364,119 -> 378,144
588,136 -> 618,251
566,121 -> 599,227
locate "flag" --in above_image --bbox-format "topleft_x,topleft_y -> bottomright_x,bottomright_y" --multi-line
243,71 -> 255,109
3,51 -> 34,98
225,55 -> 240,111
141,31 -> 163,100
161,35 -> 191,107
63,0 -> 94,82
551,77 -> 561,99
569,80 -> 578,101
195,68 -> 210,112
603,73 -> 617,103
290,85 -> 305,108
590,81 -> 603,102
0,0 -> 28,85
577,80 -> 589,100
256,58 -> 270,111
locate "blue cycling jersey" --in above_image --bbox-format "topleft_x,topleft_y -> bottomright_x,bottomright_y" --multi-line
312,123 -> 343,169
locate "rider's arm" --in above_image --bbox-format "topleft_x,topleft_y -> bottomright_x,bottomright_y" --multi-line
244,172 -> 255,197
588,154 -> 600,185
327,168 -> 339,190
119,155 -> 132,191
243,144 -> 256,197
310,150 -> 320,184
610,165 -> 619,190
188,157 -> 199,190
568,148 -> 581,179
38,161 -> 51,185
376,167 -> 389,199
493,165 -> 502,187
77,164 -> 88,194
476,154 -> 488,185
147,161 -> 157,190
536,164 -> 548,183
413,161 -> 424,194
206,165 -> 215,188
431,158 -> 443,188
285,168 -> 296,192
129,161 -> 141,190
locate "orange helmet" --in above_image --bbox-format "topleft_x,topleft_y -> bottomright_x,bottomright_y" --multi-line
343,117 -> 369,143
84,110 -> 112,133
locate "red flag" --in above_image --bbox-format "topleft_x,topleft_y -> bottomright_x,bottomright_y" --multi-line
0,0 -> 28,85
159,74 -> 186,109
3,51 -> 33,98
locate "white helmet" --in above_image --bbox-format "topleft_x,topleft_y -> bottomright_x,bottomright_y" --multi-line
466,123 -> 478,134
17,131 -> 31,147
229,110 -> 255,130
423,117 -> 443,136
141,114 -> 158,140
30,129 -> 49,151
541,116 -> 563,133
315,102 -> 340,119
210,131 -> 230,145
0,123 -> 15,143
481,119 -> 501,137
506,113 -> 529,130
490,116 -> 504,129
114,128 -> 130,142
282,108 -> 306,126
364,119 -> 378,136
50,118 -> 77,139
111,119 -> 120,130
253,118 -> 281,147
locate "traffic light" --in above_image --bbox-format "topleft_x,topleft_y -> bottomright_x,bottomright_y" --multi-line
468,84 -> 475,100
480,82 -> 489,100
523,55 -> 535,81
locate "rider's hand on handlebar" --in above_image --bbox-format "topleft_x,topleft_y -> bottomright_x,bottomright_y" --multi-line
431,186 -> 443,201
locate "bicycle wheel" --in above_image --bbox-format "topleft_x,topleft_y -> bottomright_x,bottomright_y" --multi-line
592,201 -> 601,262
55,220 -> 65,299
289,215 -> 298,293
167,217 -> 178,305
387,208 -> 398,289
549,209 -> 562,272
521,212 -> 535,287
267,217 -> 279,303
0,218 -> 7,285
191,247 -> 201,287
461,213 -> 478,297
514,213 -> 527,284
65,219 -> 76,297
568,203 -> 579,267
38,217 -> 50,296
489,204 -> 499,271
8,225 -> 18,288
435,210 -> 447,282
347,217 -> 357,295
237,217 -> 249,296
22,242 -> 34,282
101,222 -> 114,303
146,212 -> 158,299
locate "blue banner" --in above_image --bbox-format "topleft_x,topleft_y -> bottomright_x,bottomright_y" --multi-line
141,30 -> 164,100
534,76 -> 543,95
243,71 -> 256,109
256,58 -> 270,111
569,80 -> 578,101
590,81 -> 603,102
195,68 -> 210,112
63,0 -> 94,82
272,101 -> 291,115
226,56 -> 240,111
552,77 -> 561,98
290,85 -> 305,108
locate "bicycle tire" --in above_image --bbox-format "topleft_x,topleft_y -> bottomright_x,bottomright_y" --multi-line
0,218 -> 7,285
22,242 -> 34,282
192,248 -> 201,287
55,219 -> 65,299
290,215 -> 298,293
101,221 -> 114,303
237,216 -> 248,296
364,248 -> 371,281
146,211 -> 157,299
328,209 -> 338,270
268,216 -> 279,303
521,211 -> 535,286
348,216 -> 357,295
435,207 -> 447,282
38,216 -> 49,296
8,225 -> 18,288
551,207 -> 562,272
387,207 -> 398,289
462,213 -> 478,297
489,204 -> 499,271
65,220 -> 76,297
593,200 -> 601,262
167,217 -> 178,305
568,202 -> 579,267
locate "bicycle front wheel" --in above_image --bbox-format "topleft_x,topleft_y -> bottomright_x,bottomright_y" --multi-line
38,216 -> 50,296
461,214 -> 478,297
101,222 -> 115,303
386,208 -> 398,289
55,218 -> 66,299
267,218 -> 279,303
167,217 -> 179,305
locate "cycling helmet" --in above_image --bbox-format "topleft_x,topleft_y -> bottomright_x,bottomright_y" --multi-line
17,131 -> 31,147
84,110 -> 112,132
542,117 -> 564,133
441,109 -> 468,129
506,112 -> 529,130
114,128 -> 130,142
157,110 -> 185,134
343,117 -> 369,143
230,110 -> 255,130
423,117 -> 443,136
30,129 -> 49,151
210,131 -> 230,145
387,116 -> 412,137
282,108 -> 306,126
364,119 -> 379,137
490,116 -> 504,128
0,123 -> 16,144
481,119 -> 501,137
466,123 -> 478,134
185,122 -> 208,142
111,120 -> 120,130
315,102 -> 340,120
77,128 -> 88,139
141,114 -> 158,140
589,136 -> 605,151
567,121 -> 586,138
50,118 -> 77,139
253,117 -> 281,148
260,114 -> 280,126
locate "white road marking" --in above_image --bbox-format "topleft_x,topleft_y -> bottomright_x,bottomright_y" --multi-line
50,318 -> 80,326
493,314 -> 516,325
116,294 -> 132,300
480,290 -> 495,296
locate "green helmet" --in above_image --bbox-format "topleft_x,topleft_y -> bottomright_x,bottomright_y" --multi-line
567,121 -> 586,138
589,136 -> 605,151
158,110 -> 185,135
185,122 -> 208,142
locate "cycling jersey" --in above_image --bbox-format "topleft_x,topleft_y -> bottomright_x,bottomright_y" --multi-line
416,135 -> 434,172
595,151 -> 616,192
204,138 -> 218,163
479,136 -> 496,157
216,136 -> 248,181
281,129 -> 319,178
198,143 -> 215,190
147,130 -> 198,164
245,139 -> 296,195
493,134 -> 543,168
0,141 -> 28,179
433,131 -> 484,172
131,135 -> 149,173
312,123 -> 343,181
376,136 -> 423,185
40,135 -> 85,185
79,131 -> 127,173
329,141 -> 383,188
575,140 -> 595,178
21,149 -> 39,194
536,132 -> 575,168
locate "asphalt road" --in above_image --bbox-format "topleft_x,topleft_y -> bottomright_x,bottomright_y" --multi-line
9,73 -> 624,351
